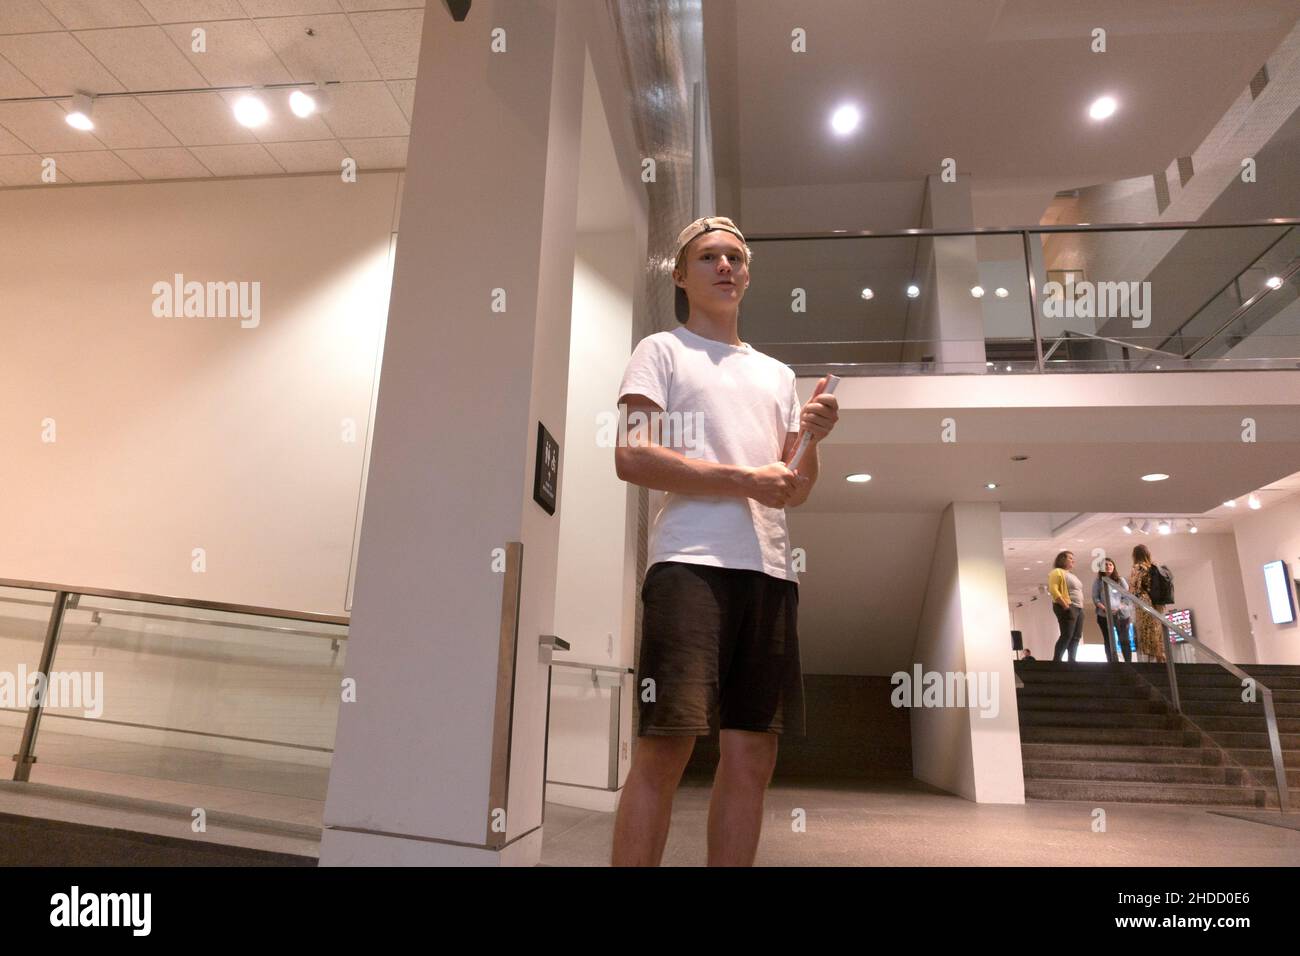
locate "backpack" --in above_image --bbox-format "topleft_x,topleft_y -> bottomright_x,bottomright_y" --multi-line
1148,564 -> 1175,605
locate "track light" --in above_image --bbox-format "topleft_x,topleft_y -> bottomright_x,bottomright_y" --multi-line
66,91 -> 95,130
1122,519 -> 1134,534
1139,520 -> 1152,535
1158,519 -> 1171,535
289,82 -> 332,118
1265,276 -> 1283,290
233,90 -> 269,128
1188,521 -> 1198,534
1223,499 -> 1237,508
1248,493 -> 1262,510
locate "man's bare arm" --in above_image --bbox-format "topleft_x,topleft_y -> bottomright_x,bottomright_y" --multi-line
614,395 -> 797,507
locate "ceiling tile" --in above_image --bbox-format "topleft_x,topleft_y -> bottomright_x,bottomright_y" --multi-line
386,78 -> 413,120
255,13 -> 378,82
73,96 -> 180,149
0,100 -> 106,151
0,1 -> 65,34
138,90 -> 257,145
264,137 -> 346,172
339,0 -> 423,9
116,145 -> 212,178
160,19 -> 292,86
348,9 -> 421,79
0,153 -> 64,184
45,149 -> 143,182
0,33 -> 128,95
217,87 -> 333,141
0,123 -> 35,154
339,135 -> 405,169
320,80 -> 406,137
138,0 -> 248,22
238,1 -> 341,15
0,53 -> 44,98
74,26 -> 209,91
40,0 -> 155,29
188,141 -> 284,174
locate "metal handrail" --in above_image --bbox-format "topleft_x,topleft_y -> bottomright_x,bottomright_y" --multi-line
1100,577 -> 1289,813
744,218 -> 1300,242
1183,255 -> 1300,359
0,577 -> 349,626
1041,329 -> 1184,364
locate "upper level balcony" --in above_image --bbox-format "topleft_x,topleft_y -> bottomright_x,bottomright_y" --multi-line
739,219 -> 1300,377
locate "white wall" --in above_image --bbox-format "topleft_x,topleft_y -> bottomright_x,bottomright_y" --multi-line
0,173 -> 400,617
549,229 -> 636,796
1232,495 -> 1300,663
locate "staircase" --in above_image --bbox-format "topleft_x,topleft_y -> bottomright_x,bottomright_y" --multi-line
1014,660 -> 1298,808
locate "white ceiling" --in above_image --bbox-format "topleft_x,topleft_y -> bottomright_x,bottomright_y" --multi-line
707,0 -> 1300,225
0,0 -> 423,186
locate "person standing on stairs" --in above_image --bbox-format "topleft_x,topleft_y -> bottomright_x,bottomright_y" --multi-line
1048,550 -> 1085,662
1129,544 -> 1169,663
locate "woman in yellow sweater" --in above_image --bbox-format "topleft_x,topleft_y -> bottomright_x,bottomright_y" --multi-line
1048,550 -> 1085,662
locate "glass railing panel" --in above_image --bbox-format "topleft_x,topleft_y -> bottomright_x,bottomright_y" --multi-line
1038,224 -> 1297,371
744,233 -> 1034,374
30,593 -> 347,804
0,585 -> 56,772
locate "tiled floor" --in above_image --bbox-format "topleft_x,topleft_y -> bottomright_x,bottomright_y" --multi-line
3,770 -> 1297,865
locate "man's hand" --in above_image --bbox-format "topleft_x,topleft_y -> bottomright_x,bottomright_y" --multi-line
747,462 -> 800,508
798,377 -> 840,443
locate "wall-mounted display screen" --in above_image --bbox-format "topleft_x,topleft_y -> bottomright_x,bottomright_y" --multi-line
1263,560 -> 1296,625
1164,608 -> 1193,643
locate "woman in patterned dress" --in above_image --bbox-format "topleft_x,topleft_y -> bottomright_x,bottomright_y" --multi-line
1128,544 -> 1167,663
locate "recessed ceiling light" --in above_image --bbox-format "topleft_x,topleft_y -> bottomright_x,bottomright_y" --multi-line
233,92 -> 269,128
994,287 -> 1009,298
906,284 -> 920,298
1265,276 -> 1283,290
1089,95 -> 1117,120
830,104 -> 861,136
985,482 -> 997,489
1142,473 -> 1169,482
970,286 -> 985,298
860,287 -> 874,300
846,473 -> 872,483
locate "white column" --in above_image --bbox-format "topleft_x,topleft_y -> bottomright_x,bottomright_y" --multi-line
911,501 -> 1024,803
320,0 -> 588,866
921,175 -> 987,373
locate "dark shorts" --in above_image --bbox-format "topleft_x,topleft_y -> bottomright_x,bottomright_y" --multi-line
636,560 -> 805,737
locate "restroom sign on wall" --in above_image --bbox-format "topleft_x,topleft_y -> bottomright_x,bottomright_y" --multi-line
533,422 -> 558,515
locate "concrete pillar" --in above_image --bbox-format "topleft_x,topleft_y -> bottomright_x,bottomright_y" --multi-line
920,175 -> 986,373
911,501 -> 1024,803
320,0 -> 588,866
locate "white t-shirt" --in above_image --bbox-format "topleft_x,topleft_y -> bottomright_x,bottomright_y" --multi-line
616,325 -> 803,582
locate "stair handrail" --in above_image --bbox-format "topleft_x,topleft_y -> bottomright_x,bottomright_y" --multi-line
1100,577 -> 1289,813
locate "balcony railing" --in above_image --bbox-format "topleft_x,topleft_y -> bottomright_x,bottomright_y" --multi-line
740,219 -> 1300,376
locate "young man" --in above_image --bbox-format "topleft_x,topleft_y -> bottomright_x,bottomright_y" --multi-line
610,216 -> 839,866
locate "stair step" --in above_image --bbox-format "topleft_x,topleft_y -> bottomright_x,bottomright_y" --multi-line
1189,714 -> 1300,733
1228,748 -> 1300,770
1024,779 -> 1267,807
1023,760 -> 1247,785
1016,683 -> 1153,700
1200,731 -> 1300,750
1020,742 -> 1223,765
1018,696 -> 1166,714
1167,687 -> 1300,704
1020,726 -> 1199,746
1179,698 -> 1300,716
1018,710 -> 1181,729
